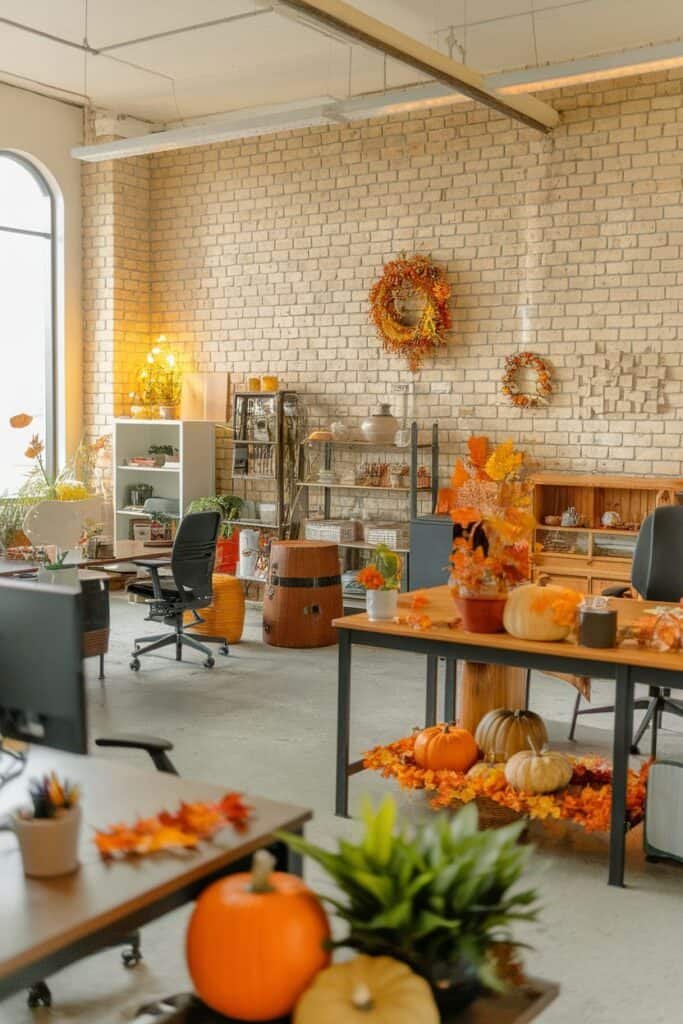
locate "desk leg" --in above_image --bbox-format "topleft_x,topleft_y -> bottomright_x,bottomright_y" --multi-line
444,659 -> 457,722
335,630 -> 352,818
609,664 -> 634,887
426,655 -> 438,727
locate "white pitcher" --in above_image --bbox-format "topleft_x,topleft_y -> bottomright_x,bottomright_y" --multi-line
239,528 -> 260,579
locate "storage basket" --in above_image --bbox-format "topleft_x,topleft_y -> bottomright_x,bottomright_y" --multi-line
363,522 -> 409,549
303,519 -> 360,543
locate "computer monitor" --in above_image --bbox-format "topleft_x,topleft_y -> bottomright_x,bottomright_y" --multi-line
0,579 -> 87,754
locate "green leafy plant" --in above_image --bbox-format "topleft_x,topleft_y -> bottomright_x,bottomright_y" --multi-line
148,444 -> 178,457
373,543 -> 402,590
186,495 -> 243,538
27,772 -> 80,819
0,495 -> 33,550
280,799 -> 538,993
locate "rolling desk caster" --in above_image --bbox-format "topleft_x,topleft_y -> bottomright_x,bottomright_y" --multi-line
27,981 -> 52,1008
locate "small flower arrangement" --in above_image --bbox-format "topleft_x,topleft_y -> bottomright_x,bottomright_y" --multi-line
439,437 -> 535,598
9,415 -> 93,502
357,544 -> 402,591
24,772 -> 80,820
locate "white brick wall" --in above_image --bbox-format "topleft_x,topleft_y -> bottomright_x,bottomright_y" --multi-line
83,68 -> 683,491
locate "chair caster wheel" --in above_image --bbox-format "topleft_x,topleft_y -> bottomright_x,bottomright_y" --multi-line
122,949 -> 142,968
204,657 -> 215,668
629,744 -> 640,755
27,982 -> 52,1008
130,658 -> 141,672
219,644 -> 229,656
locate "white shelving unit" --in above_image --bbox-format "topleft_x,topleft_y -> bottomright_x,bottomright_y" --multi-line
113,419 -> 215,541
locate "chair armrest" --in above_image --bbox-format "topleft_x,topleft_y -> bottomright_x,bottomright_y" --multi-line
130,558 -> 172,569
602,584 -> 631,598
95,734 -> 179,774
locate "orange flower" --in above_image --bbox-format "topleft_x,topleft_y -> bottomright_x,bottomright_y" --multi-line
357,566 -> 385,590
24,434 -> 44,460
10,413 -> 32,429
410,593 -> 429,609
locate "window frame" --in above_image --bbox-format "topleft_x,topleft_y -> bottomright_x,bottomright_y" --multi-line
0,150 -> 56,479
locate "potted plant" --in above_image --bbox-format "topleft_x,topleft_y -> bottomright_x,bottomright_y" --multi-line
186,495 -> 243,573
148,444 -> 179,466
357,544 -> 402,621
441,437 -> 535,632
280,798 -> 538,1015
12,772 -> 82,877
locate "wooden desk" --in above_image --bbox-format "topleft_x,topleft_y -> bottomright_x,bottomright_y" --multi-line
333,586 -> 683,886
0,540 -> 173,578
0,746 -> 310,1002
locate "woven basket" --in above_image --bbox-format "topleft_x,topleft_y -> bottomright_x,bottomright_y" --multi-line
184,574 -> 245,643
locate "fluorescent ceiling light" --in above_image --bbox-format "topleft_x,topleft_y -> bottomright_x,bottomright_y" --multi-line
72,100 -> 338,161
335,82 -> 454,120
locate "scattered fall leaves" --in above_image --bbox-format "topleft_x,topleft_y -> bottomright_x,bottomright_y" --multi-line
93,792 -> 252,859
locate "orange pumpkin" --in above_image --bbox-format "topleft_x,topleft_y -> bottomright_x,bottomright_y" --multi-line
413,723 -> 478,772
186,849 -> 330,1021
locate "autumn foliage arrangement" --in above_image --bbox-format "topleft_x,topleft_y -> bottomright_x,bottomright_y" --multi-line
437,437 -> 535,598
356,544 -> 402,591
364,731 -> 649,834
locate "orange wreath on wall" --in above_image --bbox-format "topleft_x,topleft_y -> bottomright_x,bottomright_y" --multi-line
369,253 -> 451,372
501,351 -> 552,409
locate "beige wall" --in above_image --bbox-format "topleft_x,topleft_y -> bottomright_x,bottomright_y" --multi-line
0,83 -> 83,462
83,67 -> 683,495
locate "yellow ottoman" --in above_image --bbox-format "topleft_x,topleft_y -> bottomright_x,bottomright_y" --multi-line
185,574 -> 245,643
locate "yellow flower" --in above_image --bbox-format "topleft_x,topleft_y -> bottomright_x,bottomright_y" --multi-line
485,440 -> 523,481
55,481 -> 89,501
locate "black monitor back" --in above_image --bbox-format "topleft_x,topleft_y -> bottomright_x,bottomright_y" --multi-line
0,579 -> 87,754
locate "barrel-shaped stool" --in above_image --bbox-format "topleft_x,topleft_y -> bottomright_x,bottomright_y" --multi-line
184,573 -> 245,643
263,540 -> 342,648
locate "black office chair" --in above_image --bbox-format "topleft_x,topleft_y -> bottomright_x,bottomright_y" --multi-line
569,505 -> 683,755
127,511 -> 229,672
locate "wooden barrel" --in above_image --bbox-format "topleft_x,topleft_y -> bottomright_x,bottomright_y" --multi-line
263,541 -> 342,648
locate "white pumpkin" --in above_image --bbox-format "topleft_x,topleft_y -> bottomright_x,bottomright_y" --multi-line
503,582 -> 574,642
504,744 -> 573,794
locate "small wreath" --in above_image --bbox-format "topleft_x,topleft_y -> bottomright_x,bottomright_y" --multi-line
369,253 -> 451,372
501,352 -> 552,409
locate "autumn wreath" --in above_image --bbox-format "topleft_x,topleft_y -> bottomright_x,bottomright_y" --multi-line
369,253 -> 451,372
501,351 -> 552,409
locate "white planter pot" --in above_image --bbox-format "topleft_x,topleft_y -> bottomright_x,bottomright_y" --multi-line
366,588 -> 398,621
12,805 -> 82,878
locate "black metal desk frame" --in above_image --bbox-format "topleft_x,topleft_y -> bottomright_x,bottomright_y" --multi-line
335,626 -> 683,887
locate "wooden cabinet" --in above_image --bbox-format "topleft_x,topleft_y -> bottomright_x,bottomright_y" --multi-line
531,472 -> 683,594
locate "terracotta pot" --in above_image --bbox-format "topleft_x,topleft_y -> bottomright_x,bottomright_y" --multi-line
452,593 -> 507,633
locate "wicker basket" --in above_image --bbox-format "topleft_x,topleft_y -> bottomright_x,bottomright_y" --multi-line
363,522 -> 409,548
303,519 -> 360,543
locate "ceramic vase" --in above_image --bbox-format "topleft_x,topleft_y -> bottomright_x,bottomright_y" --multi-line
13,805 -> 82,878
366,588 -> 398,621
360,404 -> 399,444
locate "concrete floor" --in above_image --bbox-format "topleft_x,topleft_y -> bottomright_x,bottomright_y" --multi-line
2,594 -> 682,1024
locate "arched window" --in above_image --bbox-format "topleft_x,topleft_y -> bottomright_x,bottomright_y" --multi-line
0,152 -> 55,493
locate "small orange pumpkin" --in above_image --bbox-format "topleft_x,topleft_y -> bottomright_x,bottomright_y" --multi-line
413,723 -> 478,772
186,849 -> 330,1021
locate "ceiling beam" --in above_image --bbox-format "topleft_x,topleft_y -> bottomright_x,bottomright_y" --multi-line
272,0 -> 559,133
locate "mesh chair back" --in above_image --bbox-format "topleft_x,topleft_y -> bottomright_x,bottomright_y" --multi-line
632,505 -> 683,602
170,511 -> 220,603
